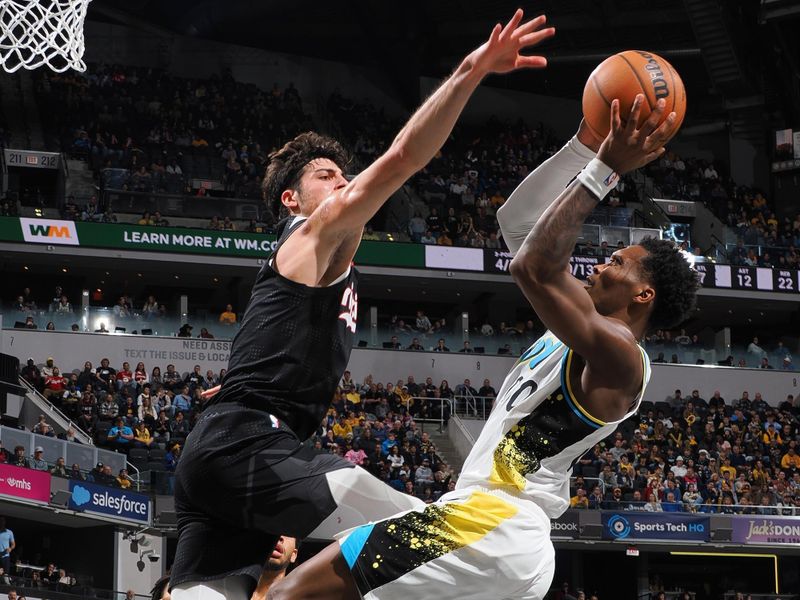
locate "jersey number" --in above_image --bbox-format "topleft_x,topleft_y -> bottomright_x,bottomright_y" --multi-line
339,283 -> 358,333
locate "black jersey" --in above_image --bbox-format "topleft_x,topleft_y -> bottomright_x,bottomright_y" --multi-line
211,217 -> 358,440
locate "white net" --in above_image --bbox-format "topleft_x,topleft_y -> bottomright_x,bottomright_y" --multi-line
0,0 -> 92,73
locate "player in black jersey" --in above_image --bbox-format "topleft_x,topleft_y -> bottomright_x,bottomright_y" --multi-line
170,9 -> 555,599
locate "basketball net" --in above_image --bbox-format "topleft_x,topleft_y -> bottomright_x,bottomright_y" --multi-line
0,0 -> 92,73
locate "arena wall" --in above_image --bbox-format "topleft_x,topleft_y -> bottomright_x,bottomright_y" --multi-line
3,329 -> 798,405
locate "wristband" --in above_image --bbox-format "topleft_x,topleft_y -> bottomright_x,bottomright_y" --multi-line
576,157 -> 619,201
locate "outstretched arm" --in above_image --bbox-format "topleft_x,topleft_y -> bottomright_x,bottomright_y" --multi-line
280,10 -> 555,286
325,10 -> 555,231
510,96 -> 676,369
497,121 -> 600,255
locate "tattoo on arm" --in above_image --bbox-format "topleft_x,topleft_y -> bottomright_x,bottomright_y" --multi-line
517,181 -> 597,272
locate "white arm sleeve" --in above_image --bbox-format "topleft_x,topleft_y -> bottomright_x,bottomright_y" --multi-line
496,135 -> 596,255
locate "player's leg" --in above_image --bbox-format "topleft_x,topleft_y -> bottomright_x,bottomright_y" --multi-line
171,405 -> 424,594
269,488 -> 554,600
307,466 -> 425,540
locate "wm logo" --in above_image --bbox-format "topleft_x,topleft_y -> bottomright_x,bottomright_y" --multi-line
20,218 -> 80,245
28,223 -> 72,238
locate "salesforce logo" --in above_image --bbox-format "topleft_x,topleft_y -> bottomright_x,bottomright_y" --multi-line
607,514 -> 631,539
70,483 -> 149,522
91,490 -> 148,516
72,485 -> 91,506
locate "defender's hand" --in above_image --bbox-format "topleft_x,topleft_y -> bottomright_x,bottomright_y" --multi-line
464,9 -> 555,77
597,94 -> 678,175
200,385 -> 221,400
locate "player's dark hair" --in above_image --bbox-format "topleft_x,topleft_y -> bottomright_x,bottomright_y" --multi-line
262,132 -> 350,219
637,237 -> 699,330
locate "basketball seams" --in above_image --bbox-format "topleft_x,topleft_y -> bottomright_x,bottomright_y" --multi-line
665,62 -> 678,115
617,52 -> 655,112
590,74 -> 612,108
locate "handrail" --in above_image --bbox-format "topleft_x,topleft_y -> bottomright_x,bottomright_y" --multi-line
452,395 -> 496,420
402,396 -> 453,434
17,377 -> 93,445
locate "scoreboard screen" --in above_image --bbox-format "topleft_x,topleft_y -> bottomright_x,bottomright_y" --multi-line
483,252 -> 798,295
691,263 -> 798,294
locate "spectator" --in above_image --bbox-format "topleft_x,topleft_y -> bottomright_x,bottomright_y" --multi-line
173,386 -> 192,414
106,417 -> 134,450
29,447 -> 47,471
0,518 -> 14,574
406,338 -> 424,351
661,492 -> 682,512
433,339 -> 450,352
177,323 -> 193,337
20,358 -> 42,390
32,415 -> 55,437
478,379 -> 496,399
116,469 -> 133,489
68,463 -> 84,480
570,488 -> 589,509
10,446 -> 29,469
50,457 -> 68,478
219,304 -> 237,325
43,367 -> 66,402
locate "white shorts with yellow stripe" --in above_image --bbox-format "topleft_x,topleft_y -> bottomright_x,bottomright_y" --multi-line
338,486 -> 555,600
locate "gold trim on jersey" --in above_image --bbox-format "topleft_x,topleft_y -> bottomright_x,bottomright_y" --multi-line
562,349 -> 607,427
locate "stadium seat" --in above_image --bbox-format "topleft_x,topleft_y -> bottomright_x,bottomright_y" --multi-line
128,448 -> 148,462
654,401 -> 672,415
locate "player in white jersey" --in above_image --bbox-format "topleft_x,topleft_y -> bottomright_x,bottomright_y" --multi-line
268,102 -> 699,600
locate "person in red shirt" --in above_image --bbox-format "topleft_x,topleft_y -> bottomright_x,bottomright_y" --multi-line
43,367 -> 66,402
116,361 -> 133,392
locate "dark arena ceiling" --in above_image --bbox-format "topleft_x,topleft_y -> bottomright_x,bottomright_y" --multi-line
91,0 -> 800,131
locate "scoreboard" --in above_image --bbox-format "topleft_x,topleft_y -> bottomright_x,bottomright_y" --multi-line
485,251 -> 800,295
694,263 -> 799,293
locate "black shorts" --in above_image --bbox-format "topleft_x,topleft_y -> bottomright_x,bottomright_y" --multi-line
169,403 -> 352,588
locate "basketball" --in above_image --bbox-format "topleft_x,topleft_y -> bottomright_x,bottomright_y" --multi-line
582,50 -> 687,141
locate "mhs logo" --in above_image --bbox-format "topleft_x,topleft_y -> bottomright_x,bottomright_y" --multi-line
20,218 -> 79,245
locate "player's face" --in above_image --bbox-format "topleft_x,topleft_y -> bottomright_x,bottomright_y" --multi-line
285,158 -> 348,216
266,536 -> 298,571
585,245 -> 653,315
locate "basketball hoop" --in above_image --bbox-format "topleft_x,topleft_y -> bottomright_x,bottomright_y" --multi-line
0,0 -> 92,73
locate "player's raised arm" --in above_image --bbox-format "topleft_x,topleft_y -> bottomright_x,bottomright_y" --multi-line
311,10 -> 554,236
497,121 -> 600,255
510,95 -> 677,372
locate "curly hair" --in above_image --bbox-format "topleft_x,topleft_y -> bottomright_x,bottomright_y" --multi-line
637,237 -> 699,331
262,132 -> 350,218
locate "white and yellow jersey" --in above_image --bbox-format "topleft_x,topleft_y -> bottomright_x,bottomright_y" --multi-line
456,331 -> 651,519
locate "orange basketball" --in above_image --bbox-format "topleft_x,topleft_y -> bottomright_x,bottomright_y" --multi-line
582,50 -> 687,141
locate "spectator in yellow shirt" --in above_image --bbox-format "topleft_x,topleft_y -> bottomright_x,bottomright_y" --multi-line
781,448 -> 800,470
134,422 -> 153,448
332,417 -> 352,439
762,425 -> 782,445
570,488 -> 589,509
219,304 -> 237,325
116,468 -> 133,489
719,457 -> 737,481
